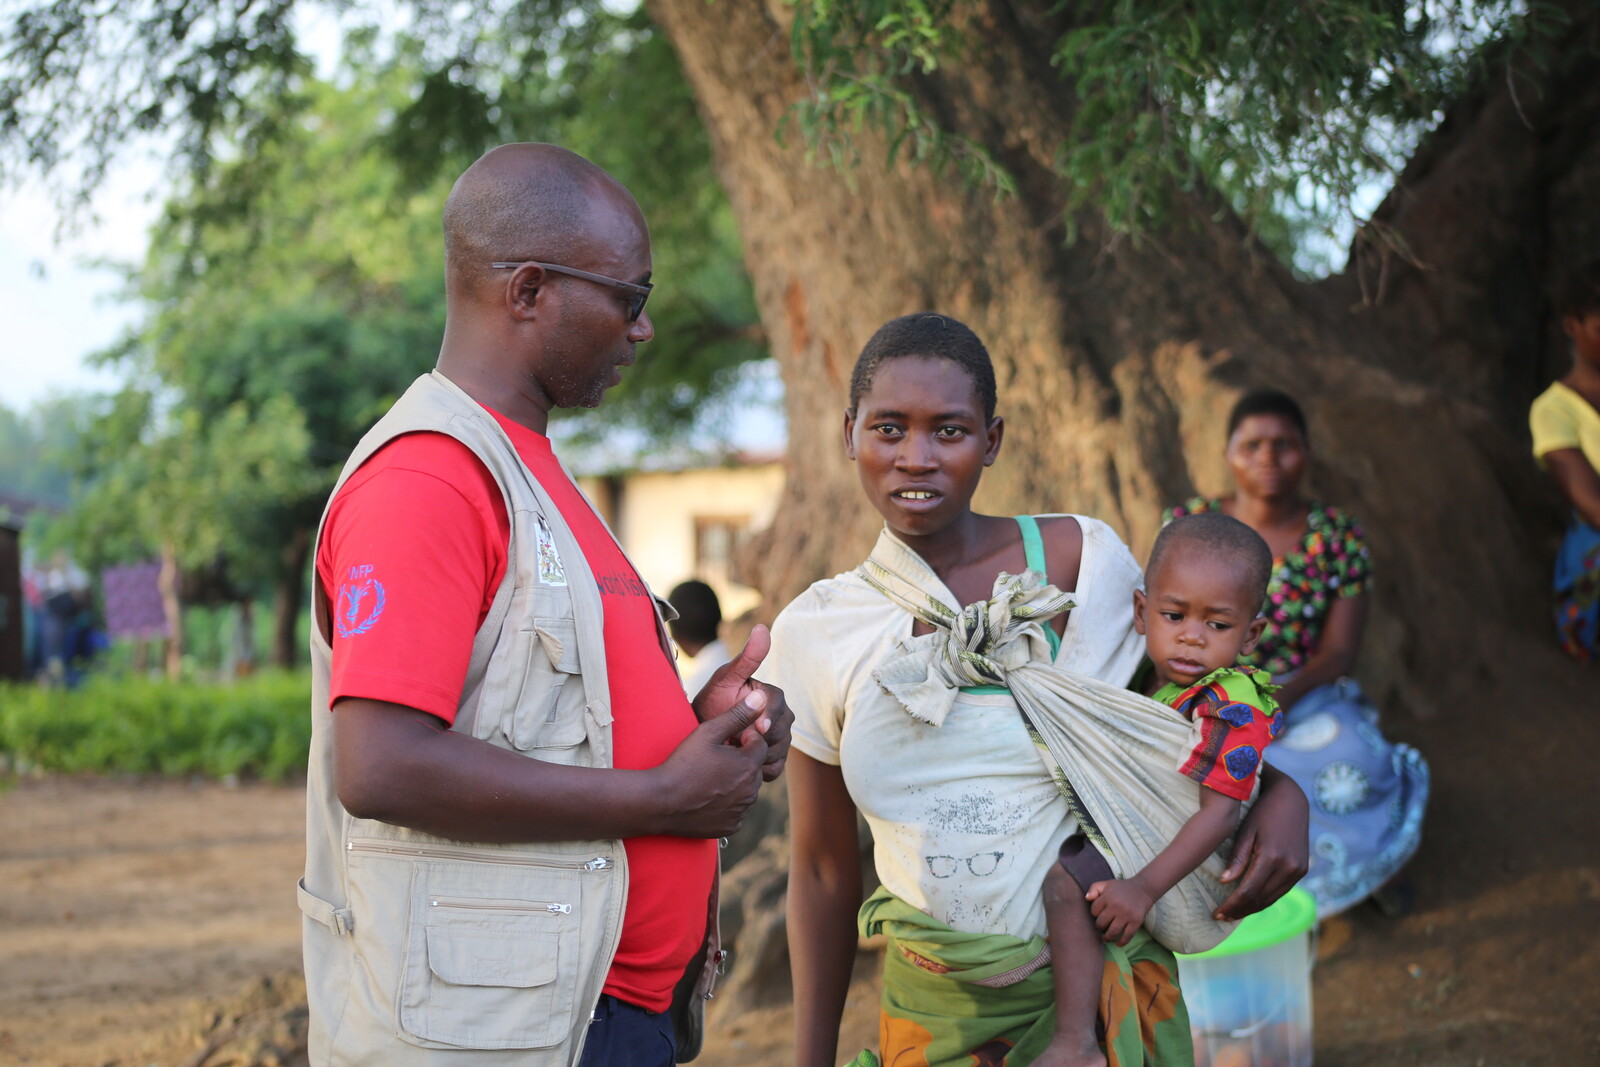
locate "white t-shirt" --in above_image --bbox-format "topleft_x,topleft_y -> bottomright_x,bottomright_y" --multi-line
766,515 -> 1145,939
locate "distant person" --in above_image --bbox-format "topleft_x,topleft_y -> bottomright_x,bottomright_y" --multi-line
1165,388 -> 1429,917
1530,260 -> 1600,662
668,579 -> 731,696
299,144 -> 792,1067
36,551 -> 89,685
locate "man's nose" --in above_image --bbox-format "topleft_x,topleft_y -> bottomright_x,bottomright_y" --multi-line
629,309 -> 655,343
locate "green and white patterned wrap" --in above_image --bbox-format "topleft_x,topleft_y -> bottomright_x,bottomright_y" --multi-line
857,550 -> 1242,955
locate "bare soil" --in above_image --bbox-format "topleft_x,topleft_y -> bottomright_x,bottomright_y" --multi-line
3,637 -> 1596,1066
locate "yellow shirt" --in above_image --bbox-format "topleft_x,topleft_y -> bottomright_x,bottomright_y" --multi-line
1530,381 -> 1600,469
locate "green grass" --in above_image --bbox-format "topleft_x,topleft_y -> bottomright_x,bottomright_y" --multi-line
0,671 -> 311,780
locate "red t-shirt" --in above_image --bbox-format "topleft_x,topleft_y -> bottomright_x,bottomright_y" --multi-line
315,408 -> 717,1012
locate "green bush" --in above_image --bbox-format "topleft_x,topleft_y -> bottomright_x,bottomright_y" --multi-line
0,671 -> 311,780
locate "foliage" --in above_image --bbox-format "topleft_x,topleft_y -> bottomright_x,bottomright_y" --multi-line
1,1 -> 764,439
0,670 -> 311,780
39,386 -> 315,580
785,0 -> 1553,263
0,394 -> 88,507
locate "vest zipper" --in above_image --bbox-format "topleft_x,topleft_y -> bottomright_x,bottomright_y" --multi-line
429,895 -> 573,915
345,838 -> 612,871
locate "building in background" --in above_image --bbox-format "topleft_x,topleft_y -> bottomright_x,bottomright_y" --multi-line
576,449 -> 784,622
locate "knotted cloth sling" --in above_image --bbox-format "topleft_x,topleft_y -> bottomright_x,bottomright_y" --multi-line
857,535 -> 1241,955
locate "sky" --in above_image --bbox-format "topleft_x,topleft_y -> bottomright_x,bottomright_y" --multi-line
0,160 -> 160,412
0,5 -> 355,416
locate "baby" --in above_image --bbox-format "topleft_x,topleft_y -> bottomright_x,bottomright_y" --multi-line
1039,512 -> 1282,1067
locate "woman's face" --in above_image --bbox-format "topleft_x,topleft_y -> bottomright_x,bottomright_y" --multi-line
844,354 -> 1002,540
1225,413 -> 1308,500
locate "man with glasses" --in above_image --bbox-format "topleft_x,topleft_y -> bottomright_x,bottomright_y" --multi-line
299,143 -> 792,1067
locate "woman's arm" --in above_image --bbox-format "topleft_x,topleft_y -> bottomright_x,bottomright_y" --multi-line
1273,592 -> 1368,709
1214,764 -> 1309,921
1544,448 -> 1600,528
788,751 -> 866,1067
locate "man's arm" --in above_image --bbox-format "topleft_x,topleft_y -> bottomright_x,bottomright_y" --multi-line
333,690 -> 770,842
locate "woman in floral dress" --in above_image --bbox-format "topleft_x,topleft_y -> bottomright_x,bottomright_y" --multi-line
1164,389 -> 1429,918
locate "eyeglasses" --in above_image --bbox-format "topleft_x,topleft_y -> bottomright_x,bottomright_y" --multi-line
490,261 -> 653,322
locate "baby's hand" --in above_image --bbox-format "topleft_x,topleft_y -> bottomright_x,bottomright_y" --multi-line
1085,878 -> 1154,947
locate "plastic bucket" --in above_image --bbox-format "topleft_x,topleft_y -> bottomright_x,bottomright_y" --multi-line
1175,886 -> 1317,1067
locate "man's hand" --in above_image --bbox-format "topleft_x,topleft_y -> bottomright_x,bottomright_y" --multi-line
692,624 -> 794,781
1086,878 -> 1153,947
1215,767 -> 1310,920
652,693 -> 769,838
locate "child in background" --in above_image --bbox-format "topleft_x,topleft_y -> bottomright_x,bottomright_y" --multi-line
1530,259 -> 1600,661
1039,513 -> 1283,1067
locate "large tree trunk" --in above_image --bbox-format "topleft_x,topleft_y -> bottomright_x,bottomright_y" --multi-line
650,0 -> 1595,718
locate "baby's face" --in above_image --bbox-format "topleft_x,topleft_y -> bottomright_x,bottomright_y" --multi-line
1134,544 -> 1265,689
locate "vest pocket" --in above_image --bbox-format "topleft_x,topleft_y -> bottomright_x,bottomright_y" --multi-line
510,616 -> 588,751
398,871 -> 581,1049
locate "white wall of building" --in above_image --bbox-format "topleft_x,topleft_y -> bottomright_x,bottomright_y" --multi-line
579,462 -> 784,620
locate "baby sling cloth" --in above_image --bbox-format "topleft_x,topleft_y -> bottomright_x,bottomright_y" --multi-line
858,517 -> 1241,955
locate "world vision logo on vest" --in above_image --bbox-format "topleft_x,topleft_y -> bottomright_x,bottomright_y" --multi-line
596,570 -> 650,598
336,565 -> 387,637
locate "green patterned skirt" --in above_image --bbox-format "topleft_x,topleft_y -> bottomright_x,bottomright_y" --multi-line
845,887 -> 1193,1067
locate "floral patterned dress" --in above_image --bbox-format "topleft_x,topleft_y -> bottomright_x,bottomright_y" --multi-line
1158,498 -> 1429,917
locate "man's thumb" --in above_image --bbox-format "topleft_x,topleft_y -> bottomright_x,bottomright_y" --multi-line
718,624 -> 771,689
701,687 -> 768,742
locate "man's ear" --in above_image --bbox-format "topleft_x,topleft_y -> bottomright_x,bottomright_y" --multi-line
843,409 -> 858,461
507,263 -> 548,321
1131,589 -> 1148,635
983,416 -> 1004,467
1240,616 -> 1268,656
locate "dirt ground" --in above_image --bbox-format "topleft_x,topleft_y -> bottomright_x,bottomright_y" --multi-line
2,637 -> 1596,1066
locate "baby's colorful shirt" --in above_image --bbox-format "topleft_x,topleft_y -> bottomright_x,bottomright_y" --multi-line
1156,666 -> 1282,801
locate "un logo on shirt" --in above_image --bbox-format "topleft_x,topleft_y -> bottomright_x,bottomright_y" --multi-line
336,565 -> 387,638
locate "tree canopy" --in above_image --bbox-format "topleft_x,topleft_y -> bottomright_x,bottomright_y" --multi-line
8,5 -> 762,664
3,0 -> 1561,274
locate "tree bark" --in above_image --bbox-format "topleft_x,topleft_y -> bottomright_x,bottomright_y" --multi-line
270,526 -> 310,669
158,540 -> 183,681
650,0 -> 1595,715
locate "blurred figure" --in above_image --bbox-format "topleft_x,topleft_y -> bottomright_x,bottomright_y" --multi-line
36,550 -> 90,685
669,579 -> 730,696
1530,259 -> 1600,662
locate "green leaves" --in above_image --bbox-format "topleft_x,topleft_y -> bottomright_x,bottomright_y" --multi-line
787,0 -> 1016,195
786,0 -> 1542,265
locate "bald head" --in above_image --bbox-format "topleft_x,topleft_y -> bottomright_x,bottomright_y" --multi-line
443,143 -> 644,298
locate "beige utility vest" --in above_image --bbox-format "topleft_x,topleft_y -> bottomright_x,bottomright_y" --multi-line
298,371 -> 717,1066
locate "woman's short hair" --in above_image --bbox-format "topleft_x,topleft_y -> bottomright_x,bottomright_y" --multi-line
849,313 -> 998,419
1556,259 -> 1600,319
1226,388 -> 1308,443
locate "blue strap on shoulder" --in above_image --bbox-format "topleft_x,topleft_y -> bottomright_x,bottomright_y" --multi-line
1014,515 -> 1062,659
